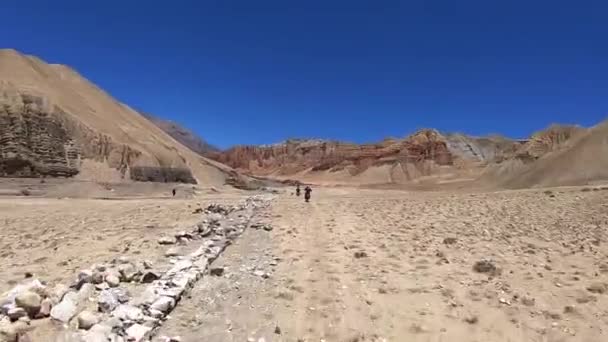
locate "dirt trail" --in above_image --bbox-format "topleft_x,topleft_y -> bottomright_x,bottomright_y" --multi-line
157,186 -> 608,341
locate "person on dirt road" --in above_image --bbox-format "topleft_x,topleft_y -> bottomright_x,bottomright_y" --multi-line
296,184 -> 301,197
172,188 -> 176,197
304,186 -> 312,202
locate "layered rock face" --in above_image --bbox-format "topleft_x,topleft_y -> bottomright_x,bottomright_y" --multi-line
0,49 -> 231,185
0,96 -> 79,177
211,130 -> 455,177
209,125 -> 586,185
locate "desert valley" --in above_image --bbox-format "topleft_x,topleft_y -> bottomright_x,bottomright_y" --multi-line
1,48 -> 607,342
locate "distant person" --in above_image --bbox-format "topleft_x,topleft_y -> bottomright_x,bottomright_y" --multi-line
304,186 -> 312,202
172,188 -> 176,197
296,184 -> 301,197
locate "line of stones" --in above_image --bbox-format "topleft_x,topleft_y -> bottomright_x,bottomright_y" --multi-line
1,195 -> 272,342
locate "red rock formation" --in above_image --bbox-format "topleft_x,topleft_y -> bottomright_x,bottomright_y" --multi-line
209,129 -> 454,177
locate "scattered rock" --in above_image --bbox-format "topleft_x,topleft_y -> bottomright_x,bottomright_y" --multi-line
521,296 -> 536,307
473,260 -> 501,276
354,251 -> 368,259
75,270 -> 94,288
253,270 -> 270,279
150,296 -> 175,313
443,237 -> 457,245
158,237 -> 176,245
7,307 -> 27,321
587,282 -> 608,294
14,291 -> 41,317
499,297 -> 511,305
165,247 -> 181,257
564,305 -> 577,314
464,315 -> 478,324
98,290 -> 119,313
50,292 -> 78,323
125,324 -> 152,342
140,272 -> 161,284
112,305 -> 143,322
143,260 -> 154,269
118,263 -> 139,282
210,267 -> 224,277
105,274 -> 120,288
37,298 -> 52,318
91,271 -> 104,285
77,311 -> 99,330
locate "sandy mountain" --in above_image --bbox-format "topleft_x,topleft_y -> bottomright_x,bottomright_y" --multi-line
500,120 -> 607,188
142,113 -> 219,156
0,49 -> 234,186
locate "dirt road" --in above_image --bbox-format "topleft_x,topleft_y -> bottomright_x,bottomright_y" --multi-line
158,187 -> 608,342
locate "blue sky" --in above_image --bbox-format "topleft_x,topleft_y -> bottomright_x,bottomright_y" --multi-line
2,0 -> 607,148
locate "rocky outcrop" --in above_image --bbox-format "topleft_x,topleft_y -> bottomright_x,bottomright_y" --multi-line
211,129 -> 454,177
0,97 -> 80,177
0,49 -> 233,186
514,124 -> 584,160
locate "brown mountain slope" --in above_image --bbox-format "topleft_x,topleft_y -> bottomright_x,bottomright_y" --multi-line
501,120 -> 608,188
0,49 -> 230,186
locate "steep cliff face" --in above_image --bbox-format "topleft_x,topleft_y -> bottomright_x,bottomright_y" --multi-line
0,49 -> 230,185
210,129 -> 456,182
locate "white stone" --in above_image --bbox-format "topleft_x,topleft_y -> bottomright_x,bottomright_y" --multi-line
125,324 -> 152,342
158,237 -> 175,245
111,304 -> 143,322
165,247 -> 181,257
105,274 -> 120,288
77,310 -> 99,330
150,296 -> 175,313
50,291 -> 78,323
98,290 -> 119,313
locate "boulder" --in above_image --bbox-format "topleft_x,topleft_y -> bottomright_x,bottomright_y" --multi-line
150,296 -> 175,314
14,291 -> 41,317
140,272 -> 160,284
125,324 -> 152,342
50,292 -> 78,323
105,274 -> 120,288
98,290 -> 119,313
77,311 -> 99,330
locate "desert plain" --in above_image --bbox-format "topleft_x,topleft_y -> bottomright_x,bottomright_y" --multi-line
1,180 -> 607,342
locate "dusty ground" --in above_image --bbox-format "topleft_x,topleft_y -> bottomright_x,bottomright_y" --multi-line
2,185 -> 608,341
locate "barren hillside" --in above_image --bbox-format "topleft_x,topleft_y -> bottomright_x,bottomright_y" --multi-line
502,120 -> 608,188
0,49 -> 230,187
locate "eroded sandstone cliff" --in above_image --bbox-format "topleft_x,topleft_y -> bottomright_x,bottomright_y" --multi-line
0,49 -> 231,185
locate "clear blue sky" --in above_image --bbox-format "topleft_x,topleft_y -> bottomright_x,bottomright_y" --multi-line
2,1 -> 607,148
